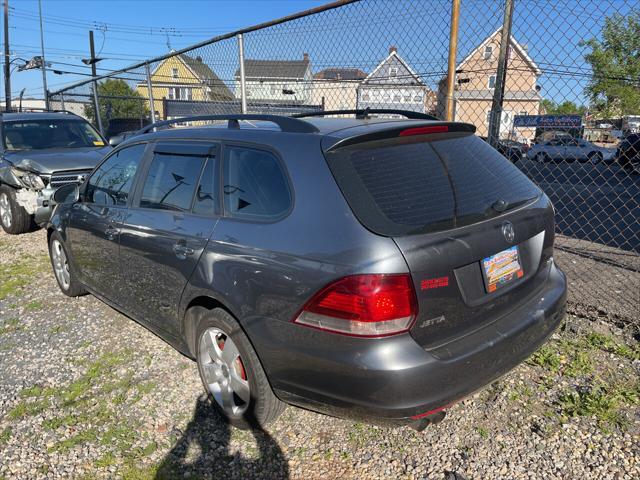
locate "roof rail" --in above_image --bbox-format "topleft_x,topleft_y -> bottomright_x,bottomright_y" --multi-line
0,108 -> 80,116
293,109 -> 439,121
136,114 -> 319,135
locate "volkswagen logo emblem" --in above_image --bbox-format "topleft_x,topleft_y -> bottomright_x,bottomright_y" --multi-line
502,221 -> 515,243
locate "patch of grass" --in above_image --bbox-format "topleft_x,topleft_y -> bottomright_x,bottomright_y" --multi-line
528,344 -> 561,372
121,465 -> 160,480
476,426 -> 489,438
49,428 -> 100,453
584,333 -> 640,361
0,426 -> 12,444
557,382 -> 639,429
565,350 -> 594,378
0,318 -> 21,335
95,452 -> 117,468
0,255 -> 49,300
49,325 -> 67,334
24,300 -> 43,311
7,398 -> 49,419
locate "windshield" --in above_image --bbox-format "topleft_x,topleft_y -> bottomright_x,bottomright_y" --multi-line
3,119 -> 105,151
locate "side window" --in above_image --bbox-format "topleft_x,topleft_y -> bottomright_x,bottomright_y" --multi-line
192,158 -> 218,216
85,143 -> 146,206
140,152 -> 205,212
222,146 -> 291,220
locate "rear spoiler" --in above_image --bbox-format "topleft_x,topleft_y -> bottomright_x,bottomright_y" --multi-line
325,122 -> 476,151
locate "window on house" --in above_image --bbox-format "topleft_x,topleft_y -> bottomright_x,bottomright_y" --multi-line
483,46 -> 493,60
389,67 -> 398,77
172,68 -> 179,79
168,87 -> 192,101
488,75 -> 496,89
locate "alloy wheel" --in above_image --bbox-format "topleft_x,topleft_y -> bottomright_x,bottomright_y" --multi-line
199,327 -> 250,416
51,239 -> 71,290
0,192 -> 12,228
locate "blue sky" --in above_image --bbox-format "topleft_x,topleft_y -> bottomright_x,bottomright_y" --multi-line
2,0 -> 632,106
4,0 -> 326,99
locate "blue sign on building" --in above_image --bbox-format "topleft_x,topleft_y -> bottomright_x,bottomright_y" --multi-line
513,114 -> 582,128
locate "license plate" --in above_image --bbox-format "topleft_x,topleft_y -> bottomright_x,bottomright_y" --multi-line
481,246 -> 524,293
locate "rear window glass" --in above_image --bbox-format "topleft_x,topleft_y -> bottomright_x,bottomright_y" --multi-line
325,134 -> 540,236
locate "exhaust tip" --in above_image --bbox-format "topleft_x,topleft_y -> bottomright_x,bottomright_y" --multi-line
408,410 -> 446,431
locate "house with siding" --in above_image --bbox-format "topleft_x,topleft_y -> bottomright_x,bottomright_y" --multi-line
311,68 -> 367,111
357,46 -> 434,115
437,29 -> 541,140
136,53 -> 234,119
234,54 -> 313,105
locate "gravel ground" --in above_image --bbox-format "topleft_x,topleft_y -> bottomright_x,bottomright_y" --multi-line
0,229 -> 638,480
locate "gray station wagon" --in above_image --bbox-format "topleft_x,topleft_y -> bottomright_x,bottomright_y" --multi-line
46,111 -> 567,430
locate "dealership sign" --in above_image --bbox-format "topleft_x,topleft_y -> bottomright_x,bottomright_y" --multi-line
513,114 -> 583,128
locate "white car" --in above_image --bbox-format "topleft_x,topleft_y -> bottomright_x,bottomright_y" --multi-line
528,137 -> 616,163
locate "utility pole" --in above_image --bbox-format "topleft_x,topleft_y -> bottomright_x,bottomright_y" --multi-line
444,0 -> 461,121
89,30 -> 103,135
487,0 -> 515,147
4,0 -> 11,111
37,0 -> 49,109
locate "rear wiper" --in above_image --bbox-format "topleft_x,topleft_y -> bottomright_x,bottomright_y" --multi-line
490,197 -> 536,215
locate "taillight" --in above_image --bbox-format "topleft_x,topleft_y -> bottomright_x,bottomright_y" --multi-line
294,274 -> 417,337
399,125 -> 449,136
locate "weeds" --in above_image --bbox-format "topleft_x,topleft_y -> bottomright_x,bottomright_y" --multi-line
557,382 -> 639,429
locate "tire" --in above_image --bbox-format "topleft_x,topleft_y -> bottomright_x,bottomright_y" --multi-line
48,231 -> 87,297
193,306 -> 286,429
0,185 -> 32,235
588,152 -> 603,164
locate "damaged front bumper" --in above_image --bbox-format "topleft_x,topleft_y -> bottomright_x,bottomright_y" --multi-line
8,186 -> 55,226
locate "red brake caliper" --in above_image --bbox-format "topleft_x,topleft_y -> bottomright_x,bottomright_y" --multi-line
219,337 -> 247,381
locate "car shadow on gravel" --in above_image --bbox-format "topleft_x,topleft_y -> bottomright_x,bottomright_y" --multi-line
154,395 -> 289,480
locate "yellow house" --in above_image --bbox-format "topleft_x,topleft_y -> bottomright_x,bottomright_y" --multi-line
137,53 -> 234,119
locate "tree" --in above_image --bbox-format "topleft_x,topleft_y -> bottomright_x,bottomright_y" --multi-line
540,99 -> 587,115
581,11 -> 640,117
84,79 -> 149,130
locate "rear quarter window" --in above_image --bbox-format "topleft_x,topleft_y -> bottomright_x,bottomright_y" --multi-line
325,134 -> 540,236
222,146 -> 291,220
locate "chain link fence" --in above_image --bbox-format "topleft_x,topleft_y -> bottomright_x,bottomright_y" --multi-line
48,0 -> 639,325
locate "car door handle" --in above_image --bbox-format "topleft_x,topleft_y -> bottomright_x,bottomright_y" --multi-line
173,243 -> 194,258
104,226 -> 119,241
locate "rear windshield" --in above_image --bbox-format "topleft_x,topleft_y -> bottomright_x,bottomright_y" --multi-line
3,119 -> 104,151
325,133 -> 541,236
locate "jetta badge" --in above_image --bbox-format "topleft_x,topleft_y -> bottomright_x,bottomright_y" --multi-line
502,221 -> 515,243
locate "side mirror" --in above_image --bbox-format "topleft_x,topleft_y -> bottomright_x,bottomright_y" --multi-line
52,183 -> 79,205
108,134 -> 124,147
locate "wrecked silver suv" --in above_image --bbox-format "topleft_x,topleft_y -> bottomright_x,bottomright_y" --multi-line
0,111 -> 111,234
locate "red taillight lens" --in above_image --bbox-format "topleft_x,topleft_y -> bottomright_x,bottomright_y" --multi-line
399,125 -> 449,137
294,274 -> 417,337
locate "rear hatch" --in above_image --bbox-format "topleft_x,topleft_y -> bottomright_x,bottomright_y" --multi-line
323,123 -> 556,349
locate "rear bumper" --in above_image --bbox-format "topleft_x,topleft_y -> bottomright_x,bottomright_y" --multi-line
249,260 -> 566,424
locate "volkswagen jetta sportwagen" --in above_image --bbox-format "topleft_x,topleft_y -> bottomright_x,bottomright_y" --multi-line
46,111 -> 566,430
